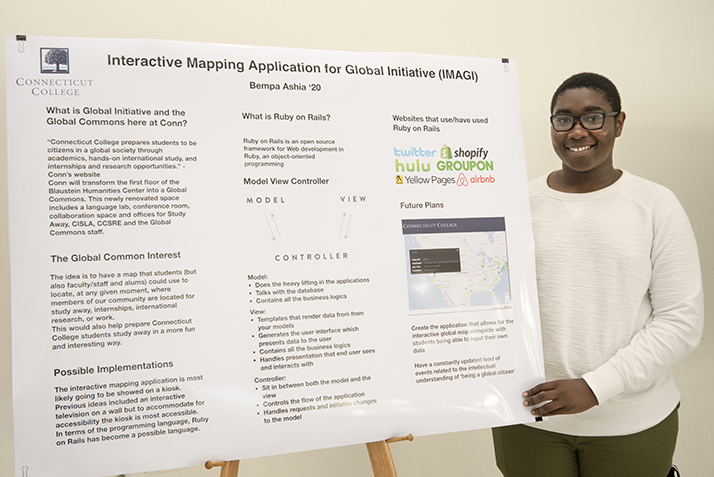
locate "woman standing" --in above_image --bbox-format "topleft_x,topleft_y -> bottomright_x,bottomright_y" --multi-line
492,73 -> 704,477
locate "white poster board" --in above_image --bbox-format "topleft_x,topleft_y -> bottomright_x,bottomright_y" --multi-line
5,35 -> 544,477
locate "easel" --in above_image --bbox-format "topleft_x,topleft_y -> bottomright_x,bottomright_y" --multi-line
205,434 -> 413,477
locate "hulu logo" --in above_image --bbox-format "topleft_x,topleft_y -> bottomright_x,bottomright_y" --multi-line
395,159 -> 430,172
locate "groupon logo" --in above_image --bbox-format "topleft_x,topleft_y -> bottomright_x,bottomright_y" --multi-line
41,48 -> 69,74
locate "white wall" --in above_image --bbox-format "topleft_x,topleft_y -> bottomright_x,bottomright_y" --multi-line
1,1 -> 712,476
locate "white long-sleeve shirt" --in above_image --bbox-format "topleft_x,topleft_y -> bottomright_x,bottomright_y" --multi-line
527,170 -> 703,436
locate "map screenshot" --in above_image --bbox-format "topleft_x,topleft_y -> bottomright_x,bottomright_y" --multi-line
403,217 -> 511,313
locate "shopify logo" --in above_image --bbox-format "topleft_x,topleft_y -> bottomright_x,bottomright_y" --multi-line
438,144 -> 492,172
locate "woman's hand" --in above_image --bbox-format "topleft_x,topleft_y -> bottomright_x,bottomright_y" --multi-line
522,378 -> 598,417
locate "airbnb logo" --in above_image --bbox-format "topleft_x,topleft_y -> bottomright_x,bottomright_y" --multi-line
457,173 -> 469,187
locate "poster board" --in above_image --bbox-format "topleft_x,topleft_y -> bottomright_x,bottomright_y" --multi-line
5,35 -> 544,477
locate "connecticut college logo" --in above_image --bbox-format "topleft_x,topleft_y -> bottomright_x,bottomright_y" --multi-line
40,48 -> 69,74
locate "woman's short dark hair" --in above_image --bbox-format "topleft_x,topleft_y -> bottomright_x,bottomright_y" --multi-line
551,72 -> 621,113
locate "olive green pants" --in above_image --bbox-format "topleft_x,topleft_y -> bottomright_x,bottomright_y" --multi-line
492,406 -> 678,477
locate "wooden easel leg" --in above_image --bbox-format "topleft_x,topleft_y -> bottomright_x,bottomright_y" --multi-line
205,460 -> 240,477
366,441 -> 398,477
365,434 -> 413,477
221,461 -> 240,477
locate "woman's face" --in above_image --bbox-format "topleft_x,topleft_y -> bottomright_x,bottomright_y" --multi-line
550,87 -> 625,177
